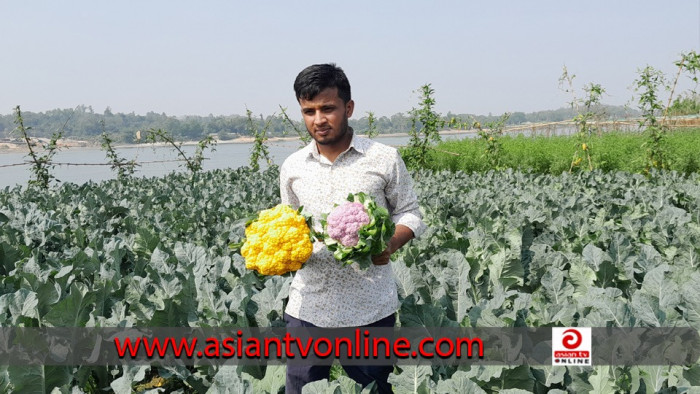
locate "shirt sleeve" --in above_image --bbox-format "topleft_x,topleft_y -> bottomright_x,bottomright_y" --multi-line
279,161 -> 299,208
384,150 -> 426,238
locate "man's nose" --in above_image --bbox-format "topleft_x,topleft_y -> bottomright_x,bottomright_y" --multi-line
313,111 -> 326,125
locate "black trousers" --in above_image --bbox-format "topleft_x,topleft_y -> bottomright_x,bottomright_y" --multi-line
284,312 -> 396,394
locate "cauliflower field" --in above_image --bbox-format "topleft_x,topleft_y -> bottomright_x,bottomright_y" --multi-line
0,167 -> 699,393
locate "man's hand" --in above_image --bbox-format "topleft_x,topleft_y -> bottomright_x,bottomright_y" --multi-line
372,225 -> 415,265
371,239 -> 394,265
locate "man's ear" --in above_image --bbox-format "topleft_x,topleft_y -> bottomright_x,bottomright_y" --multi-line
345,99 -> 355,118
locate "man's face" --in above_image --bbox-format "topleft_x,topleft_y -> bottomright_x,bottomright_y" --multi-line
299,87 -> 354,147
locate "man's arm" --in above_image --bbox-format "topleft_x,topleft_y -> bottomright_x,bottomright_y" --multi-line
371,224 -> 414,265
371,149 -> 425,265
279,162 -> 299,207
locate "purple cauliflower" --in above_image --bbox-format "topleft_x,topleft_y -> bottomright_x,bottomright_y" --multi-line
321,192 -> 396,269
325,202 -> 370,247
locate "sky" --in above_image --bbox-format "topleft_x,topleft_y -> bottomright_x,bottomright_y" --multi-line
2,1 -> 699,120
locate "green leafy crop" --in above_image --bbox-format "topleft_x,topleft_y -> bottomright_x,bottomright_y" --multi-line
1,167 -> 699,392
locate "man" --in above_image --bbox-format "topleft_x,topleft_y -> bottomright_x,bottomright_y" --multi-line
280,63 -> 426,393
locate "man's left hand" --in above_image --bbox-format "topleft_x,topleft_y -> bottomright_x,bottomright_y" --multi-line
371,240 -> 394,265
371,225 -> 415,266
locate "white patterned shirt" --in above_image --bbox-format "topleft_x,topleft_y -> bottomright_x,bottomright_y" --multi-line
280,132 -> 426,327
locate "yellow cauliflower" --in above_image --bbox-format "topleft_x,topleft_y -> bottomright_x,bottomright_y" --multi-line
241,205 -> 313,275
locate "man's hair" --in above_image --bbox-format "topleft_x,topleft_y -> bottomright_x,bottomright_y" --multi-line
294,63 -> 351,104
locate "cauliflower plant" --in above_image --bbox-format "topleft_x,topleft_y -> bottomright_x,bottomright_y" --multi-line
240,204 -> 313,275
322,192 -> 395,269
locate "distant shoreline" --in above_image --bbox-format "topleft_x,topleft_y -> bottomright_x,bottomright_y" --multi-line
0,129 -> 478,154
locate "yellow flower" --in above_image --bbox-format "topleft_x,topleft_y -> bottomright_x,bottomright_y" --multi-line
582,143 -> 588,151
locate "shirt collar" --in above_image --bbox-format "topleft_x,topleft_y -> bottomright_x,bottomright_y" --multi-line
304,128 -> 368,160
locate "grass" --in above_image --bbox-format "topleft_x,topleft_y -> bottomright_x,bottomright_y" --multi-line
413,128 -> 700,174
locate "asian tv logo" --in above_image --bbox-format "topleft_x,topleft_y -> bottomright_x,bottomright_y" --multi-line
552,327 -> 592,366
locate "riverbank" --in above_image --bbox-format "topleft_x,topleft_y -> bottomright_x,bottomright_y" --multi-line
0,129 -> 478,154
0,135 -> 300,153
0,137 -> 93,152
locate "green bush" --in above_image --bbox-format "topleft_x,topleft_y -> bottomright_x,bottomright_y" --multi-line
414,129 -> 700,175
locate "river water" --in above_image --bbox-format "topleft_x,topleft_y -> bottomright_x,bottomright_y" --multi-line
0,134 -> 474,190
